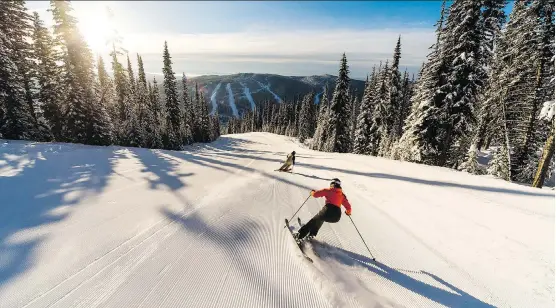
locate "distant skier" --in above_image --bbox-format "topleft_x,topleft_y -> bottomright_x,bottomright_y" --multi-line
278,151 -> 296,172
295,178 -> 351,242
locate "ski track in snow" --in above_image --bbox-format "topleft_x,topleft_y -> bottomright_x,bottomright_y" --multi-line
209,83 -> 222,115
0,133 -> 554,308
240,82 -> 256,111
226,83 -> 239,118
255,80 -> 282,103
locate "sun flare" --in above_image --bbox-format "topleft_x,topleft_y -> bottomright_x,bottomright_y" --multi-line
72,2 -> 118,55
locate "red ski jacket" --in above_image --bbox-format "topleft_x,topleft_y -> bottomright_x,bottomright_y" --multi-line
311,187 -> 352,214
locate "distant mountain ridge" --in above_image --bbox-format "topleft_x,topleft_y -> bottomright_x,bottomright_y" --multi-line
176,73 -> 366,118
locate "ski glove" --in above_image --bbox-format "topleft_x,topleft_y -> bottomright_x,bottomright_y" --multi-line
310,190 -> 316,196
345,209 -> 352,216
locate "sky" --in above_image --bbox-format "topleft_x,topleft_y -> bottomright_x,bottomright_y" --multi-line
25,1 -> 512,80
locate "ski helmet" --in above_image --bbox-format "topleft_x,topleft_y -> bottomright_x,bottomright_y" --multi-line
292,151 -> 296,155
330,178 -> 341,188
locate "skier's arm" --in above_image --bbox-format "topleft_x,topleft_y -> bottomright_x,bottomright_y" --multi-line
293,156 -> 295,165
311,188 -> 328,198
342,194 -> 352,215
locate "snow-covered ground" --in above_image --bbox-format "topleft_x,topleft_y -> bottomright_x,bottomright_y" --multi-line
0,133 -> 553,308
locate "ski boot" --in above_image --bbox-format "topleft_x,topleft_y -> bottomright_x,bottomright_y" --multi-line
293,232 -> 304,245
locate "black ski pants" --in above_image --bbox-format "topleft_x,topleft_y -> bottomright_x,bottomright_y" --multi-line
298,204 -> 341,239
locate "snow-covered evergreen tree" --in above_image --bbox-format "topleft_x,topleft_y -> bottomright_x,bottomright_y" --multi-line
180,73 -> 193,144
199,89 -> 211,142
312,84 -> 330,150
136,54 -> 156,147
50,0 -> 100,144
488,144 -> 510,181
395,70 -> 412,140
0,1 -> 40,140
459,144 -> 483,174
298,91 -> 315,142
31,11 -> 62,140
323,54 -> 351,153
438,0 -> 484,166
349,88 -> 360,147
209,111 -> 221,141
162,41 -> 182,149
481,0 -> 554,182
0,32 -> 37,140
368,61 -> 391,156
396,0 -> 451,164
110,44 -> 128,144
389,36 -> 404,142
353,71 -> 375,155
125,53 -> 141,147
148,78 -> 164,148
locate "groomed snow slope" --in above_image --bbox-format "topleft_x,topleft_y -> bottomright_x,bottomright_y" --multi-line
0,133 -> 553,308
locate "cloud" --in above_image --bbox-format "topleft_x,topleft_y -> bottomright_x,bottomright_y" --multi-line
124,28 -> 434,70
123,28 -> 434,79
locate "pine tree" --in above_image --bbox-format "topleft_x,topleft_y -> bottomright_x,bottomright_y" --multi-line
124,53 -> 141,147
396,70 -> 412,139
88,77 -> 113,146
298,91 -> 316,142
323,54 -> 351,153
0,1 -> 40,140
199,90 -> 211,142
368,61 -> 391,156
481,0 -> 554,182
349,88 -> 360,148
136,54 -> 156,147
459,144 -> 483,174
479,0 -> 507,72
312,84 -> 330,150
0,32 -> 36,140
148,78 -> 164,148
180,73 -> 193,144
353,72 -> 375,155
488,142 -> 511,181
110,44 -> 128,144
31,11 -> 62,140
389,36 -> 405,142
210,112 -> 221,141
396,0 -> 451,164
50,0 -> 99,144
162,41 -> 182,149
436,0 -> 484,166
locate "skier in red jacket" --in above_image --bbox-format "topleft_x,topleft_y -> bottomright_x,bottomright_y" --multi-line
295,178 -> 351,242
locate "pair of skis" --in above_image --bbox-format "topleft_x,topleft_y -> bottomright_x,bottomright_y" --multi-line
285,217 -> 314,263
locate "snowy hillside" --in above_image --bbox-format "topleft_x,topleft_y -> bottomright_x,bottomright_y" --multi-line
0,133 -> 553,308
188,73 -> 366,118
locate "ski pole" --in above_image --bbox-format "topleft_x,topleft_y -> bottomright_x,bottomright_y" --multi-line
286,194 -> 311,224
348,215 -> 376,261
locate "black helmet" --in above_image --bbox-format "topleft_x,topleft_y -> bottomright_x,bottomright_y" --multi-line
292,151 -> 296,155
330,178 -> 341,188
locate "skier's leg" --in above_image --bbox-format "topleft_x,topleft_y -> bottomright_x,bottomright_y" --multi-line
309,205 -> 341,237
297,206 -> 327,239
308,219 -> 325,237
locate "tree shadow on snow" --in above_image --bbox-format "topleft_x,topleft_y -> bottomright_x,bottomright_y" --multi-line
313,242 -> 496,308
195,136 -> 553,198
0,142 -> 118,288
291,172 -> 331,181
